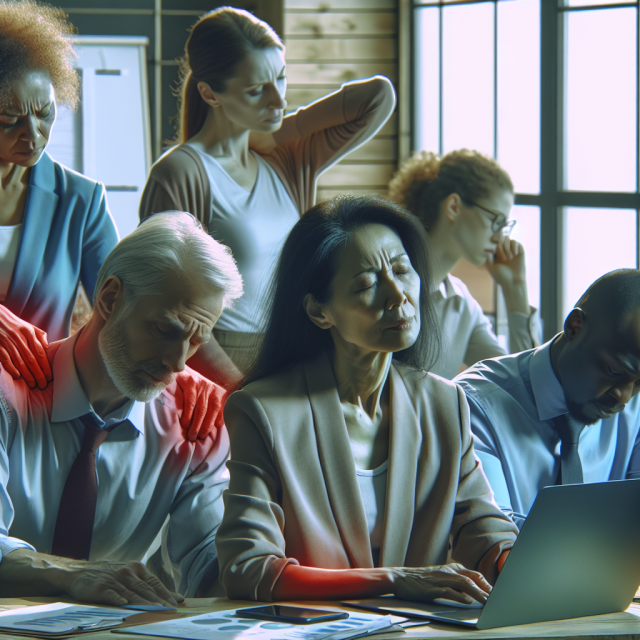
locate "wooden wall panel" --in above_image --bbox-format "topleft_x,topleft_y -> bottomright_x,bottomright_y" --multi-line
284,0 -> 399,203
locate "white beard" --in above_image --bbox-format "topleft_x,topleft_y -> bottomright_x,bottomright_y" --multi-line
98,311 -> 173,403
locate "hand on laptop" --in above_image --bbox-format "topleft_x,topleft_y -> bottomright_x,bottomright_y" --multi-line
388,563 -> 492,605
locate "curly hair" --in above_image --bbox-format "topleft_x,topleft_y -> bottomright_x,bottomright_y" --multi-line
388,149 -> 514,231
0,0 -> 78,109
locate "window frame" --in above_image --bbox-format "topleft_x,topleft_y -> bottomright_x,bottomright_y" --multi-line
411,0 -> 640,340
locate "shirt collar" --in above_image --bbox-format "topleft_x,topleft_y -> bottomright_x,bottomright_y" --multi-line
433,274 -> 461,300
50,331 -> 146,434
529,336 -> 568,421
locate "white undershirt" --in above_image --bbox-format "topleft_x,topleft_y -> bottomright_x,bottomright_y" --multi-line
355,460 -> 388,564
189,145 -> 300,333
0,224 -> 22,302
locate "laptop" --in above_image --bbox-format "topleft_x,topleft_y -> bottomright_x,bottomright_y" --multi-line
346,478 -> 640,630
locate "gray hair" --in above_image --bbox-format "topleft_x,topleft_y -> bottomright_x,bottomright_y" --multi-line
94,211 -> 243,310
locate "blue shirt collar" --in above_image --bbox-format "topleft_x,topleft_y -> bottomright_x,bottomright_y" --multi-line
50,331 -> 146,433
529,336 -> 568,422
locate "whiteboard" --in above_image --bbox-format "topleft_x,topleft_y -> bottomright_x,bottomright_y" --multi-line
47,36 -> 151,239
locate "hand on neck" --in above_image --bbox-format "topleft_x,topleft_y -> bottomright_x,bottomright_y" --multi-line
73,315 -> 129,419
330,334 -> 392,420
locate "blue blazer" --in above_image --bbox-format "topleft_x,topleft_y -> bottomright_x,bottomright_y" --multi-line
3,152 -> 119,341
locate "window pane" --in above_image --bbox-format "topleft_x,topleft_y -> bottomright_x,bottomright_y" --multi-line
497,0 -> 540,194
563,208 -> 637,319
509,205 -> 541,310
566,0 -> 629,6
565,8 -> 637,192
442,3 -> 494,156
414,7 -> 440,154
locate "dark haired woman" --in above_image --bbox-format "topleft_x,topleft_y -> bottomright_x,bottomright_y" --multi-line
389,150 -> 540,379
0,0 -> 118,389
140,7 -> 395,388
216,195 -> 518,603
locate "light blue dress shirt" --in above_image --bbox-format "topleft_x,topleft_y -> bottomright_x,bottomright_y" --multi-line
3,152 -> 119,341
455,339 -> 640,528
0,331 -> 229,596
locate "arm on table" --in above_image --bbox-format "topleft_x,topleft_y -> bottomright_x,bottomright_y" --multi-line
217,390 -> 493,606
0,391 -> 181,606
166,424 -> 230,597
448,386 -> 517,584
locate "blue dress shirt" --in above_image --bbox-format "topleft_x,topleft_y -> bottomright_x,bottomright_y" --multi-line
3,152 -> 119,341
455,339 -> 640,528
0,331 -> 229,596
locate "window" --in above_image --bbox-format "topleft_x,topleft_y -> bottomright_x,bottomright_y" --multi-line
413,0 -> 640,339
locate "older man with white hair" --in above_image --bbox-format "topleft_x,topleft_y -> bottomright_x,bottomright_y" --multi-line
0,212 -> 242,605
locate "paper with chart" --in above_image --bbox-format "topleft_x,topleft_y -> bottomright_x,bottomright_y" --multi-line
119,608 -> 403,640
0,602 -> 140,635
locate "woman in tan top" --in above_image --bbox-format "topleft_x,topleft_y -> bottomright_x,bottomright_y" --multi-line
217,195 -> 518,603
388,150 -> 540,379
140,7 -> 395,388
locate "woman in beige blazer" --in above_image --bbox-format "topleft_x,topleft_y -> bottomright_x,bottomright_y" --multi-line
217,195 -> 518,603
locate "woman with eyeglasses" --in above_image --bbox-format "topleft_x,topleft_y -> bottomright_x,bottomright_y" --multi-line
388,149 -> 540,379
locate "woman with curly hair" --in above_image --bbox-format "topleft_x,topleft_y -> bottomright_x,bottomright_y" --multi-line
0,0 -> 118,388
388,150 -> 540,379
140,7 -> 395,388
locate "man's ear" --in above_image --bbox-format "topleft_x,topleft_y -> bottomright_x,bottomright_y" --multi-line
94,276 -> 123,322
443,193 -> 462,223
303,293 -> 333,330
197,81 -> 221,108
563,307 -> 586,342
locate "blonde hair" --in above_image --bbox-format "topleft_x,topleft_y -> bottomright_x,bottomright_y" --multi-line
388,149 -> 514,231
174,6 -> 283,144
0,0 -> 78,109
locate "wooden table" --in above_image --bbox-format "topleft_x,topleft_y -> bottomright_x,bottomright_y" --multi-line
3,597 -> 640,640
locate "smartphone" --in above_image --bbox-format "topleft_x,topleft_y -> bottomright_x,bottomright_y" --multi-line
236,605 -> 349,624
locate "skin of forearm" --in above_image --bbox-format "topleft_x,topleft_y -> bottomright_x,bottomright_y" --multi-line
0,549 -> 68,597
272,564 -> 393,601
187,337 -> 242,389
501,282 -> 530,315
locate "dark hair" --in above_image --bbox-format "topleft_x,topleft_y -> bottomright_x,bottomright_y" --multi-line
575,269 -> 640,330
0,0 -> 78,109
388,149 -> 514,231
243,194 -> 441,386
175,6 -> 283,143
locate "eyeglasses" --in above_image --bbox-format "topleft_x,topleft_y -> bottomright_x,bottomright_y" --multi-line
463,199 -> 516,236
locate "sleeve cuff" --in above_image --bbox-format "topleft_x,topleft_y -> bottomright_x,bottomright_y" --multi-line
0,536 -> 36,563
507,306 -> 542,351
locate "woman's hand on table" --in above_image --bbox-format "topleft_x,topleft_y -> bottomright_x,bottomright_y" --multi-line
388,563 -> 492,605
0,305 -> 51,389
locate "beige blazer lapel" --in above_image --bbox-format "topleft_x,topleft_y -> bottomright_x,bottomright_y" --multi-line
304,352 -> 373,568
379,364 -> 420,567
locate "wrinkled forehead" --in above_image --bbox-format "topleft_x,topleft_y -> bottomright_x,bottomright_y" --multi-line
130,280 -> 224,329
2,68 -> 54,111
340,224 -> 406,269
